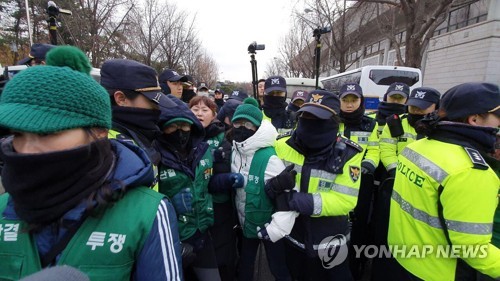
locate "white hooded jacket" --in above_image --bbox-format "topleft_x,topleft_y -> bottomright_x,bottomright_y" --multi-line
232,120 -> 298,242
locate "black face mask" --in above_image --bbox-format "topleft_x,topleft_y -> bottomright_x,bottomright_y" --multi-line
233,127 -> 256,143
112,106 -> 161,141
163,130 -> 191,152
263,95 -> 287,109
1,138 -> 114,225
407,113 -> 425,127
294,117 -> 339,153
181,89 -> 196,103
376,102 -> 407,125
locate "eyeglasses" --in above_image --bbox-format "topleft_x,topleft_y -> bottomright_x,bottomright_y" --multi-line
233,121 -> 256,130
165,122 -> 191,133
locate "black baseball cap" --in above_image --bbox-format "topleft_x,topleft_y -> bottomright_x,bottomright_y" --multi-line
198,82 -> 209,91
291,90 -> 309,102
159,69 -> 188,83
386,82 -> 410,98
339,83 -> 363,99
298,90 -> 340,119
29,43 -> 56,60
100,59 -> 176,108
264,75 -> 287,94
228,89 -> 249,102
441,82 -> 500,120
406,87 -> 441,109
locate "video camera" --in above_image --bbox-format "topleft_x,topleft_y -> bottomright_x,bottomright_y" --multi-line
47,1 -> 72,17
248,41 -> 265,54
313,26 -> 332,37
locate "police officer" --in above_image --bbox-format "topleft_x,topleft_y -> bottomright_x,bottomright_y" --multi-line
262,76 -> 295,134
387,82 -> 500,280
17,43 -> 56,66
380,87 -> 441,177
100,59 -> 177,190
267,90 -> 364,280
337,83 -> 379,278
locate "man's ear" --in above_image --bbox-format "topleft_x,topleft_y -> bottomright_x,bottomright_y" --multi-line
113,91 -> 129,106
467,114 -> 479,125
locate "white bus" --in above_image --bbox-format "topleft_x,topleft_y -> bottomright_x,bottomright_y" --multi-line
284,77 -> 322,103
320,65 -> 422,111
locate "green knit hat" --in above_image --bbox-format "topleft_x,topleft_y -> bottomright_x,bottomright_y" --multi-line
0,66 -> 111,133
232,98 -> 263,127
46,46 -> 92,75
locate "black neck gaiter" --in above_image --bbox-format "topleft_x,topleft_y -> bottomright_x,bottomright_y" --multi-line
340,105 -> 365,126
376,102 -> 406,125
407,113 -> 425,128
430,122 -> 497,154
233,127 -> 256,143
263,96 -> 288,128
1,138 -> 114,225
294,118 -> 339,154
215,99 -> 225,108
181,89 -> 196,103
112,106 -> 161,142
161,130 -> 192,156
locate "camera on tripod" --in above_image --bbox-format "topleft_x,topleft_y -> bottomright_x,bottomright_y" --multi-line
248,41 -> 265,54
313,26 -> 332,37
47,1 -> 72,17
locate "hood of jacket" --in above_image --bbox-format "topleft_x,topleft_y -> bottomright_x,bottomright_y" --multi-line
233,120 -> 278,155
155,95 -> 209,178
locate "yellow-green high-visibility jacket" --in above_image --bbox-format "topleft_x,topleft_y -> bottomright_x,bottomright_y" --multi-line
274,135 -> 364,251
379,114 -> 416,171
366,112 -> 384,138
339,118 -> 379,172
109,129 -> 159,191
388,139 -> 500,280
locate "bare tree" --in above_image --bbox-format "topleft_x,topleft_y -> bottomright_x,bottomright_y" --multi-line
124,0 -> 167,66
359,0 -> 454,68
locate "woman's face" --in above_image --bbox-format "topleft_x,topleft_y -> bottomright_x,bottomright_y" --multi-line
12,128 -> 105,154
191,102 -> 216,128
340,94 -> 361,113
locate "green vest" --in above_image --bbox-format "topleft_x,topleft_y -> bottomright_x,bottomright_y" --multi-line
388,140 -> 500,280
207,132 -> 230,204
108,129 -> 159,191
242,147 -> 276,239
158,149 -> 214,241
0,188 -> 163,281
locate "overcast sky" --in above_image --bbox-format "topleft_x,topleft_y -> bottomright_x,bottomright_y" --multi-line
172,0 -> 304,82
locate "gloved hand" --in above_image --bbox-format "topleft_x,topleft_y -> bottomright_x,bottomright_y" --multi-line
288,192 -> 315,216
265,164 -> 297,199
257,223 -> 270,241
231,173 -> 244,188
387,167 -> 396,178
361,162 -> 375,175
180,242 -> 197,268
171,188 -> 193,215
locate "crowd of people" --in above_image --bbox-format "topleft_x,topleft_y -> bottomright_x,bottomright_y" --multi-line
0,44 -> 498,281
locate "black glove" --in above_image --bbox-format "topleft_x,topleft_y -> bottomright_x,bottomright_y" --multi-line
265,164 -> 297,199
387,167 -> 396,178
361,162 -> 375,175
180,242 -> 197,268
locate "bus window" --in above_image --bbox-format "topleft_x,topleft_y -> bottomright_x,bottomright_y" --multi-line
369,69 -> 420,86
